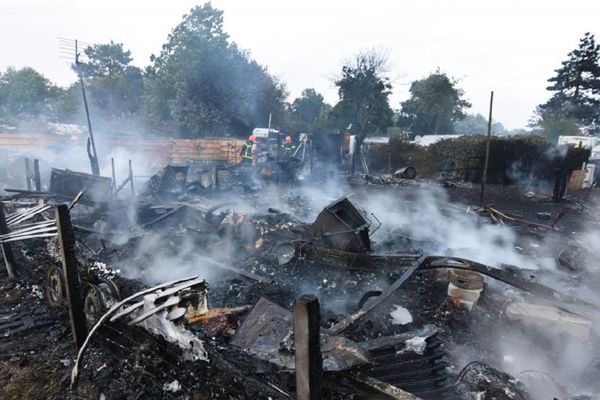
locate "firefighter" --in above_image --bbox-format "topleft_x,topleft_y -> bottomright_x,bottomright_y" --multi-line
282,135 -> 296,156
240,134 -> 256,165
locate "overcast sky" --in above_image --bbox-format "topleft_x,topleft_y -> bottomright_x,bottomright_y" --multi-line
2,0 -> 600,129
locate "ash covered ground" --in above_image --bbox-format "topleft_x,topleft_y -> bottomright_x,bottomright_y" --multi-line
1,178 -> 600,400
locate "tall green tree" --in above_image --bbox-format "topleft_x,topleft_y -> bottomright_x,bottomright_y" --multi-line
453,113 -> 505,135
530,115 -> 581,143
289,88 -> 329,132
534,32 -> 600,135
398,70 -> 471,138
0,67 -> 62,122
75,41 -> 144,117
144,3 -> 287,136
332,50 -> 394,142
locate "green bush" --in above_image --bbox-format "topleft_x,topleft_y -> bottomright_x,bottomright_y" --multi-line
370,135 -> 553,184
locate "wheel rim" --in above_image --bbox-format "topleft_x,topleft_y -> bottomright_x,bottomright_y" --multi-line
84,286 -> 103,328
46,266 -> 65,307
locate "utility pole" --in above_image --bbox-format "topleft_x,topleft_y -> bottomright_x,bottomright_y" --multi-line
479,91 -> 494,208
75,40 -> 100,176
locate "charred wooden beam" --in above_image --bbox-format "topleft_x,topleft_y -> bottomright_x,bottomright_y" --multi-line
293,294 -> 322,400
55,204 -> 88,348
326,372 -> 420,399
186,305 -> 251,325
299,244 -> 419,271
111,158 -> 116,193
25,158 -> 33,190
128,159 -> 134,196
33,159 -> 41,192
479,90 -> 494,208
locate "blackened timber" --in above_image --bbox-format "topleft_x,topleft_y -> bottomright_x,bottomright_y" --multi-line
479,90 -> 494,207
25,158 -> 33,190
128,159 -> 134,195
326,372 -> 420,400
0,202 -> 18,277
111,158 -> 116,193
55,204 -> 88,347
33,159 -> 41,191
299,244 -> 420,270
293,295 -> 322,400
358,325 -> 437,352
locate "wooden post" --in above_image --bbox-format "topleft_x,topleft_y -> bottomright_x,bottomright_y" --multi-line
25,158 -> 32,190
293,294 -> 322,400
479,91 -> 494,208
0,202 -> 18,278
128,160 -> 134,196
309,138 -> 314,174
387,152 -> 391,174
55,204 -> 88,347
33,159 -> 41,192
111,158 -> 116,193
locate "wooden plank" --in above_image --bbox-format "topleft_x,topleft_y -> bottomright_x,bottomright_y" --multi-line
55,204 -> 88,348
294,295 -> 322,400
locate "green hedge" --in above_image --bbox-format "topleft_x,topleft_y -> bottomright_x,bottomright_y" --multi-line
370,135 -> 553,184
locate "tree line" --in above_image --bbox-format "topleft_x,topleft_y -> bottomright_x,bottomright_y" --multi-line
0,3 -> 598,143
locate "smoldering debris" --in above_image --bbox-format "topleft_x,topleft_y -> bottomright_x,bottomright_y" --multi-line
1,156 -> 600,400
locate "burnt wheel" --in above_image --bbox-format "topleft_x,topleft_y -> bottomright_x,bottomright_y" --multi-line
83,284 -> 103,329
46,266 -> 66,307
83,281 -> 119,329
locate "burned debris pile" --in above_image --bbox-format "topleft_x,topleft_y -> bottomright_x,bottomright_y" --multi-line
1,158 -> 600,400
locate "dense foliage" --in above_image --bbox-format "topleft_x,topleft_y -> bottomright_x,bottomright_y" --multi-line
75,41 -> 144,118
398,70 -> 471,138
371,135 -> 554,184
0,67 -> 62,122
533,32 -> 600,140
143,4 -> 287,136
288,88 -> 331,133
2,2 -> 598,146
331,50 -> 394,142
453,113 -> 506,136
